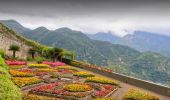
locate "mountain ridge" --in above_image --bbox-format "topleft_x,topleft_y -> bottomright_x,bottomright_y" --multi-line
1,19 -> 170,85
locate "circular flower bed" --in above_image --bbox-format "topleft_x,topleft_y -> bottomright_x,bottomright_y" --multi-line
64,83 -> 92,92
73,71 -> 95,77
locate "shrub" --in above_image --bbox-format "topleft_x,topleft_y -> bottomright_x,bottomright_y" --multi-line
123,89 -> 159,100
0,55 -> 22,100
73,71 -> 95,77
28,64 -> 49,68
85,77 -> 119,86
9,70 -> 34,77
0,49 -> 5,58
12,77 -> 43,87
57,66 -> 77,71
34,56 -> 45,63
64,83 -> 92,92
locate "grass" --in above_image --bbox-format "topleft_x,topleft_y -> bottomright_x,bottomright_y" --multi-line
0,55 -> 22,100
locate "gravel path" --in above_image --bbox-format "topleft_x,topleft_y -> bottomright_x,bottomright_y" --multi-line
75,66 -> 170,100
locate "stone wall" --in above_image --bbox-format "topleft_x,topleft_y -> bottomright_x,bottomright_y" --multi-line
0,31 -> 31,58
68,61 -> 170,97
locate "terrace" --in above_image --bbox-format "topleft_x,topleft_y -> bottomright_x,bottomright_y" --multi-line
5,60 -> 170,100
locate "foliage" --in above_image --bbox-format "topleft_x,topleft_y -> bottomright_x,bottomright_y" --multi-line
9,44 -> 20,58
22,94 -> 58,100
0,55 -> 22,100
12,77 -> 42,87
123,89 -> 159,100
28,48 -> 37,59
36,68 -> 56,72
64,83 -> 92,92
34,56 -> 46,64
57,66 -> 77,71
0,49 -> 5,58
9,70 -> 34,77
28,64 -> 49,68
86,77 -> 119,86
73,71 -> 95,77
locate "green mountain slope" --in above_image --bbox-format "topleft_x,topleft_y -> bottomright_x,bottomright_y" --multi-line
1,20 -> 170,85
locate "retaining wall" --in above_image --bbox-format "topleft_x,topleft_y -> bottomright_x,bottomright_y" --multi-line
68,61 -> 170,97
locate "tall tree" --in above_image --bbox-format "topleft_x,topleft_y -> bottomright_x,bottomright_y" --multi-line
28,48 -> 37,59
9,44 -> 20,58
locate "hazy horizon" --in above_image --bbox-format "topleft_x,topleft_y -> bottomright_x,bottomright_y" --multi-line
1,0 -> 170,36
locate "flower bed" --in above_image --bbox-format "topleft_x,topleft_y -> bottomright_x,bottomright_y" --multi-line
85,77 -> 119,86
64,83 -> 92,92
28,64 -> 49,68
123,89 -> 159,100
22,94 -> 61,100
57,66 -> 77,71
6,61 -> 27,65
8,65 -> 25,69
43,61 -> 66,66
36,68 -> 56,72
12,77 -> 43,87
93,85 -> 115,98
9,70 -> 34,77
58,69 -> 74,74
31,82 -> 61,92
93,98 -> 116,100
70,61 -> 112,73
36,72 -> 49,76
18,69 -> 34,73
63,92 -> 87,98
73,71 -> 95,78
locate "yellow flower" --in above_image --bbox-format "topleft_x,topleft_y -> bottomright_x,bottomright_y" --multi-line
73,71 -> 95,77
9,70 -> 34,77
12,77 -> 42,87
64,83 -> 92,92
86,77 -> 119,85
28,64 -> 49,68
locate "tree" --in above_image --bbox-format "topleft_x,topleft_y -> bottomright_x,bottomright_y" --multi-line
9,44 -> 20,58
28,48 -> 37,59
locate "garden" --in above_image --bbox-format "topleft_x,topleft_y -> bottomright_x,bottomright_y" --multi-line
3,60 -> 159,100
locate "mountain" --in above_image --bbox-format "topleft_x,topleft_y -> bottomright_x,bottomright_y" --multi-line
87,32 -> 120,43
120,31 -> 170,56
0,20 -> 31,33
88,31 -> 170,57
1,20 -> 170,85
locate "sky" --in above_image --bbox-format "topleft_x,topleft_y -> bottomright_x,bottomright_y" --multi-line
0,0 -> 170,37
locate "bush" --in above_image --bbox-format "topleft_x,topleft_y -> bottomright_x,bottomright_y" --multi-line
85,77 -> 119,86
123,89 -> 159,100
34,56 -> 45,64
0,55 -> 22,100
0,49 -> 5,58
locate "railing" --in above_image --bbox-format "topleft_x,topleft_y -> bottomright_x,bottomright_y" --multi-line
63,59 -> 170,97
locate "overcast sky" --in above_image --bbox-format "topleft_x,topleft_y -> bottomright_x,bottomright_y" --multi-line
0,0 -> 170,37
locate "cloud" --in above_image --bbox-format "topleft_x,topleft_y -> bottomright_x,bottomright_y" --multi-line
0,0 -> 170,37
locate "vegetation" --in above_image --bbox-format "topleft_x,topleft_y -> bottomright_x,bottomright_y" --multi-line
86,77 -> 119,86
123,89 -> 159,100
0,49 -> 5,58
9,44 -> 20,58
64,83 -> 92,92
28,64 -> 49,68
28,48 -> 37,59
73,71 -> 95,77
0,55 -> 22,100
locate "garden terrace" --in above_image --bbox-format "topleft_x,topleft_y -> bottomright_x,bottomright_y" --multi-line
3,60 -> 169,100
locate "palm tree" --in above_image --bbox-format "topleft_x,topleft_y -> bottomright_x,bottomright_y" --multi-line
9,44 -> 20,58
28,48 -> 37,59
